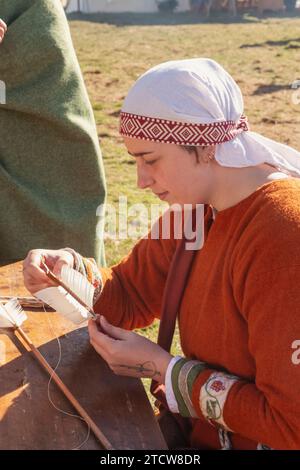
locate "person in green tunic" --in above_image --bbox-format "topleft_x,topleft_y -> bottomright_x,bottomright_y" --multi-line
0,0 -> 106,264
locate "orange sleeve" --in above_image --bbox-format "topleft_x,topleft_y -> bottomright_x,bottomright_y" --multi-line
189,264 -> 300,449
94,213 -> 177,330
189,199 -> 300,449
221,264 -> 300,449
218,199 -> 300,449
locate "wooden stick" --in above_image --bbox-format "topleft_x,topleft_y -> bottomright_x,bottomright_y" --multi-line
41,262 -> 97,319
16,325 -> 114,450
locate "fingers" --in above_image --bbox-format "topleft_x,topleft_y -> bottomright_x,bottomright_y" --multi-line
0,19 -> 7,31
0,28 -> 5,43
88,317 -> 117,345
88,317 -> 138,377
88,318 -> 117,360
52,251 -> 74,277
0,19 -> 7,43
99,316 -> 128,340
88,319 -> 168,380
23,250 -> 51,294
22,248 -> 74,295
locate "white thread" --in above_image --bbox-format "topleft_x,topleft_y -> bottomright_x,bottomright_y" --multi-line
44,305 -> 91,450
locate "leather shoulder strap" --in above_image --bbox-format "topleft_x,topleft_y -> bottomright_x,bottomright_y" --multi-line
150,206 -> 213,400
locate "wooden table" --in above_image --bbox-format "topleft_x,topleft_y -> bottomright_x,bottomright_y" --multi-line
0,261 -> 167,450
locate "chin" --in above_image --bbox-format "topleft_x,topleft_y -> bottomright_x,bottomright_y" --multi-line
168,200 -> 185,209
169,196 -> 199,207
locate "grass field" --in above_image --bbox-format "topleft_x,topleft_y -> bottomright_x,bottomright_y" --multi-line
68,11 -> 300,398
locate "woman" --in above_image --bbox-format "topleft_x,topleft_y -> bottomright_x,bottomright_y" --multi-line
23,58 -> 300,450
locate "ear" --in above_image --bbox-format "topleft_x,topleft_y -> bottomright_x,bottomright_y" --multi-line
200,145 -> 216,163
194,146 -> 210,164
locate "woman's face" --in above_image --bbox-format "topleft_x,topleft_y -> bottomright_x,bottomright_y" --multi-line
123,136 -> 214,206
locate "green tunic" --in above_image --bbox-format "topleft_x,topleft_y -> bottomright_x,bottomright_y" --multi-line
0,0 -> 106,264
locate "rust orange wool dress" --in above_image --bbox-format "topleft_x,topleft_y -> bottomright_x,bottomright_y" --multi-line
73,177 -> 300,450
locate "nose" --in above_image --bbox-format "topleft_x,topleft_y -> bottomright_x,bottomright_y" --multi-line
136,162 -> 155,190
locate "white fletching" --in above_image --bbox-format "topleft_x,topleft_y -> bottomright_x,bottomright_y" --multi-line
0,298 -> 27,328
60,265 -> 95,309
35,286 -> 91,325
0,304 -> 13,328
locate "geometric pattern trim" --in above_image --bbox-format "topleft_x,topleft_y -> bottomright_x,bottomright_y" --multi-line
120,112 -> 249,146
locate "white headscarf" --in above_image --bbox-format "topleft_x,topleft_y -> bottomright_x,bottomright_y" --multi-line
120,58 -> 300,178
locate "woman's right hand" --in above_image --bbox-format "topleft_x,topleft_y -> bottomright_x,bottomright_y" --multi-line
23,249 -> 75,295
0,19 -> 7,44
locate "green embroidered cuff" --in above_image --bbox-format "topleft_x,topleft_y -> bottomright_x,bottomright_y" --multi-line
171,358 -> 207,418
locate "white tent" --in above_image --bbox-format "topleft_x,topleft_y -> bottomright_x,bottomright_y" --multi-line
66,0 -> 191,13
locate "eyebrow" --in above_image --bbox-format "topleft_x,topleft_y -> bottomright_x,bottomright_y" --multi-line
128,151 -> 155,157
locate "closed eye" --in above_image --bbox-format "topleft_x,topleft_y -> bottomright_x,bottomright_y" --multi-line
144,159 -> 157,166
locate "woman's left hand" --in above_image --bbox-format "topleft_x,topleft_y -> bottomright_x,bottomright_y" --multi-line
88,316 -> 173,384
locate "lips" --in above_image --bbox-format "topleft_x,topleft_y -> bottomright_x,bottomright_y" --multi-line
155,191 -> 169,200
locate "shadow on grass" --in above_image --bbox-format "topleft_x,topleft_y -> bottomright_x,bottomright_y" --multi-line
253,83 -> 293,95
241,37 -> 300,48
67,11 -> 257,26
67,10 -> 300,26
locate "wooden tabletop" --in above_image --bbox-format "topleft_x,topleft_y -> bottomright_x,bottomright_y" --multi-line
0,261 -> 167,450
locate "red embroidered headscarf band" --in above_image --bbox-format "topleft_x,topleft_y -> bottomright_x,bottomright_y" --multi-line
120,112 -> 249,146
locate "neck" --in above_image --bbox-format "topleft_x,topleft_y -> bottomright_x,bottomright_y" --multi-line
208,163 -> 290,212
